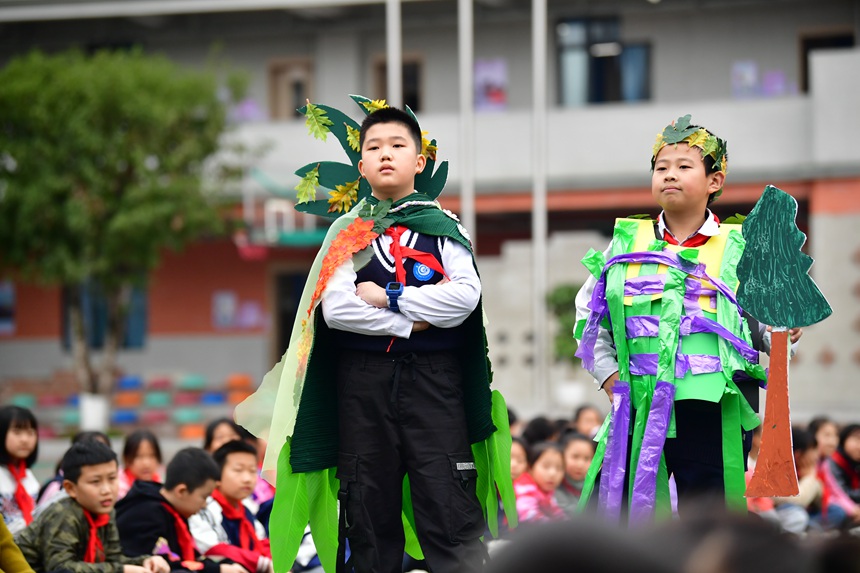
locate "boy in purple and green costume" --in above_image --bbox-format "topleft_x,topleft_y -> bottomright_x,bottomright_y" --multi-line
573,115 -> 802,523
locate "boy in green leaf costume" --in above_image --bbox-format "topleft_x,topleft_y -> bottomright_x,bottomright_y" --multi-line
236,98 -> 515,573
573,115 -> 802,523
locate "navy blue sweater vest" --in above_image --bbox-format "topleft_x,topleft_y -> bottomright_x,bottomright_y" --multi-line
332,230 -> 465,352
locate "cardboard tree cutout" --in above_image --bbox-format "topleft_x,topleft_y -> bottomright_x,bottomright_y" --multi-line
737,185 -> 832,497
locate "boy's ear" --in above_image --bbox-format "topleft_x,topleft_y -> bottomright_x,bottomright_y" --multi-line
708,171 -> 725,195
173,483 -> 190,497
415,153 -> 426,175
62,479 -> 78,499
358,159 -> 365,179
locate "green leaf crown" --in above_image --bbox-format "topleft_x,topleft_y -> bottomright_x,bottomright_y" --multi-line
650,114 -> 728,200
290,95 -> 448,219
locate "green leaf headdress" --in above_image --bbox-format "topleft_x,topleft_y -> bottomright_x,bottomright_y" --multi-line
650,114 -> 728,200
292,95 -> 449,218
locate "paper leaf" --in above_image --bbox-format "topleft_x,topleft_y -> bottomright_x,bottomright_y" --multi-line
722,213 -> 747,225
421,131 -> 437,161
686,129 -> 709,150
304,103 -> 333,141
327,179 -> 360,213
627,213 -> 654,220
294,164 -> 320,204
345,123 -> 361,152
360,99 -> 388,113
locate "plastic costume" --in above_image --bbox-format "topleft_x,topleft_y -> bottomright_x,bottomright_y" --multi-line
235,96 -> 516,572
574,116 -> 767,524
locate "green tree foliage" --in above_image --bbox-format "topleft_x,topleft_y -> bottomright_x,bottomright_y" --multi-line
737,185 -> 832,328
0,49 -> 242,393
546,283 -> 582,366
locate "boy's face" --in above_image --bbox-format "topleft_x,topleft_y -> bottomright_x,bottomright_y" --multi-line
358,121 -> 426,202
171,479 -> 217,518
651,143 -> 724,214
64,460 -> 119,515
218,451 -> 258,503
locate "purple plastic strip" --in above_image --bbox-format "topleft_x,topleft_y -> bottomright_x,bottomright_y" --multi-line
598,382 -> 631,524
624,275 -> 717,300
683,277 -> 703,319
629,381 -> 676,526
576,249 -> 746,370
624,315 -> 759,363
629,353 -> 722,378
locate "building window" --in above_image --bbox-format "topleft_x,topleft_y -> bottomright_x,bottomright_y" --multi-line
268,58 -> 314,120
62,283 -> 147,350
557,17 -> 650,106
800,31 -> 854,92
373,56 -> 423,112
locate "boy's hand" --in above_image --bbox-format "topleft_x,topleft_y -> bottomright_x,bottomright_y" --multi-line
143,556 -> 170,573
356,282 -> 387,308
602,371 -> 620,404
220,564 -> 250,573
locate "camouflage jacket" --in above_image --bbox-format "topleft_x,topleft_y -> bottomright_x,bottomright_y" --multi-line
14,496 -> 146,573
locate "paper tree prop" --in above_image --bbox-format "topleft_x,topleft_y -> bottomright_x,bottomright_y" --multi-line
292,94 -> 448,218
737,185 -> 832,497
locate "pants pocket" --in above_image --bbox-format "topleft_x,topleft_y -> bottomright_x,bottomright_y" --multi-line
447,452 -> 484,543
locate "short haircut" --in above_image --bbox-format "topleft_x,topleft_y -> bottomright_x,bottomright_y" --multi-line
559,431 -> 596,455
359,106 -> 422,152
212,439 -> 258,471
838,424 -> 860,450
164,447 -> 220,491
72,430 -> 112,448
0,405 -> 39,467
203,418 -> 241,451
522,416 -> 557,446
526,441 -> 562,467
61,440 -> 118,484
122,429 -> 162,467
687,124 -> 726,206
791,426 -> 813,454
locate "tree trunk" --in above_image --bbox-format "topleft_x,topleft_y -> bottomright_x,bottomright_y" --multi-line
67,285 -> 96,394
97,283 -> 131,395
746,328 -> 798,497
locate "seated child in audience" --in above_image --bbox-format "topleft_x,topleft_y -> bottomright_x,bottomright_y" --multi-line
203,419 -> 242,454
1,514 -> 35,573
809,416 -> 839,462
118,430 -> 162,499
116,447 -> 246,573
15,440 -> 169,573
189,441 -> 271,573
0,406 -> 40,535
555,432 -> 596,517
571,405 -> 603,439
825,423 -> 860,527
36,431 -> 112,514
514,442 -> 565,524
510,437 -> 528,483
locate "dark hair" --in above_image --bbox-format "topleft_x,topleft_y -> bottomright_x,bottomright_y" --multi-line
693,125 -> 726,206
61,440 -> 118,484
522,416 -> 557,445
164,447 -> 221,491
122,429 -> 162,467
203,418 -> 242,452
212,439 -> 258,471
808,416 -> 836,448
359,106 -> 422,151
507,407 -> 518,427
573,404 -> 599,424
527,441 -> 562,467
791,426 -> 814,454
72,431 -> 112,448
559,431 -> 596,455
0,405 -> 39,467
838,424 -> 860,450
511,436 -> 527,454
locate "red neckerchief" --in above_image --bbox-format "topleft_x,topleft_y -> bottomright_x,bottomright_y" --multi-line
384,225 -> 447,284
160,502 -> 197,561
83,510 -> 111,563
660,212 -> 720,248
211,490 -> 261,553
125,468 -> 160,486
832,451 -> 860,489
8,460 -> 34,525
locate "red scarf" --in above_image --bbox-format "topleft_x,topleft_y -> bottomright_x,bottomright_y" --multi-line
8,460 -> 34,525
384,225 -> 448,284
660,213 -> 719,248
832,450 -> 860,490
125,467 -> 161,486
211,490 -> 263,553
160,502 -> 197,562
83,510 -> 111,563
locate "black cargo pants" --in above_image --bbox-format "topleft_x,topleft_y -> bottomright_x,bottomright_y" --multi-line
336,350 -> 485,573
